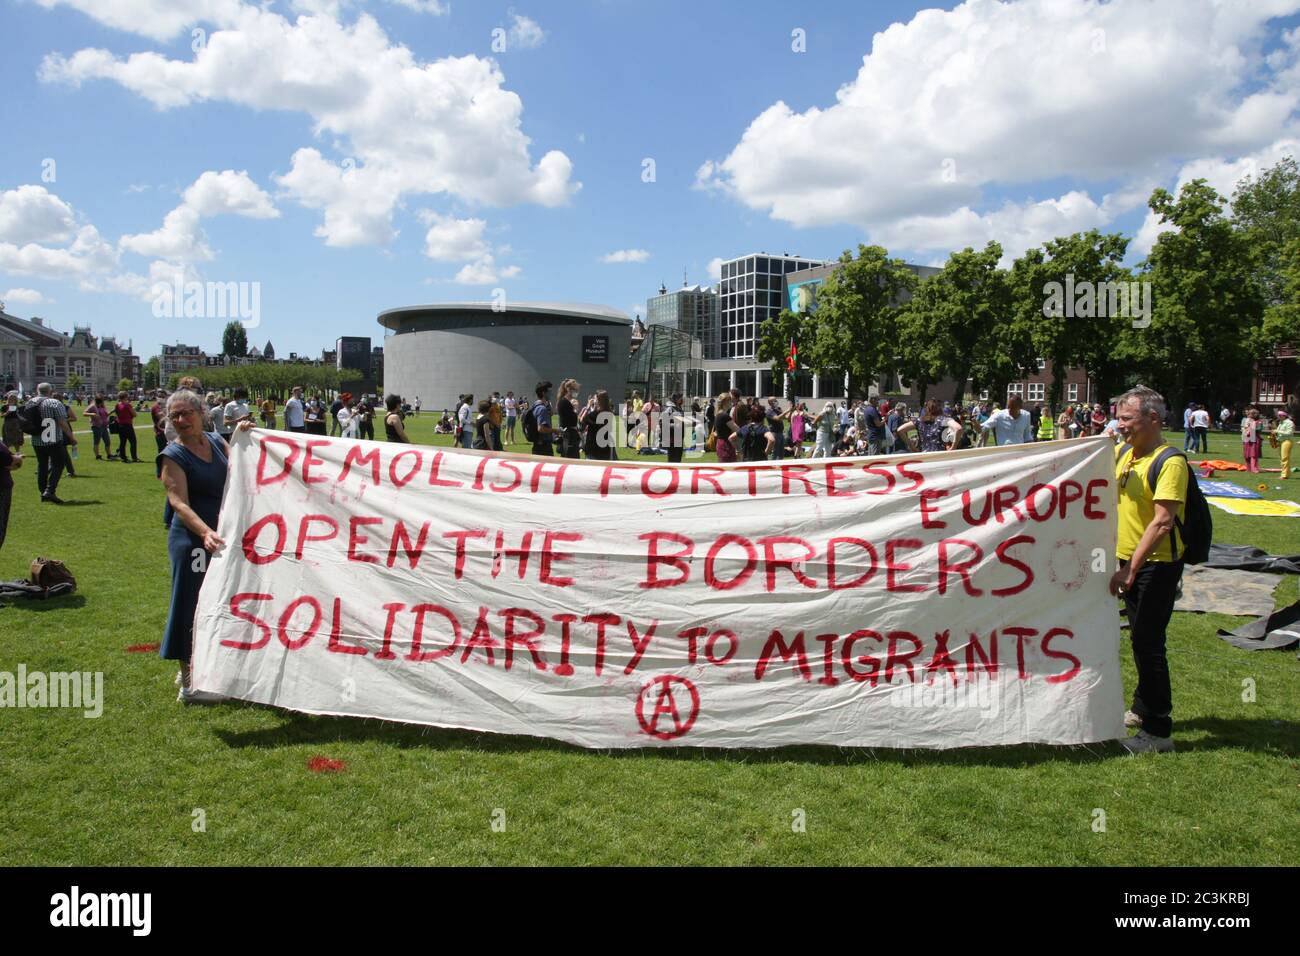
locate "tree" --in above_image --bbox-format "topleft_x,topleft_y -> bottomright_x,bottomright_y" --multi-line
143,356 -> 160,390
1230,155 -> 1300,308
1118,180 -> 1264,408
1255,236 -> 1300,356
66,373 -> 84,393
118,378 -> 134,393
801,244 -> 919,398
755,309 -> 805,400
1009,230 -> 1131,409
222,321 -> 248,358
895,242 -> 1018,405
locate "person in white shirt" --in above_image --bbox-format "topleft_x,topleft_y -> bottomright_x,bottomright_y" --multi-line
1190,404 -> 1211,454
980,395 -> 1035,446
207,393 -> 226,436
457,394 -> 474,448
284,387 -> 305,432
337,399 -> 358,438
504,391 -> 518,444
222,387 -> 251,436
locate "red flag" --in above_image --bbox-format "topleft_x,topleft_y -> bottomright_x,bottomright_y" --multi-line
786,338 -> 797,371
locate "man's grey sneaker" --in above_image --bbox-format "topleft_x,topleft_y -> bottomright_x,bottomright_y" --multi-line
1120,730 -> 1175,754
1124,710 -> 1142,728
177,687 -> 224,705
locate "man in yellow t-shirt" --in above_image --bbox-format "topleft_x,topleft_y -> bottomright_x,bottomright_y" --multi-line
1109,386 -> 1187,754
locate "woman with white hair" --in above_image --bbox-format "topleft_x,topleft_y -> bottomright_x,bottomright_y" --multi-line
157,389 -> 250,703
810,402 -> 838,458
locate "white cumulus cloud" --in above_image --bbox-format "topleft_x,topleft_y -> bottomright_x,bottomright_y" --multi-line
39,3 -> 579,249
0,185 -> 77,246
421,213 -> 490,262
384,0 -> 450,15
2,288 -> 47,306
507,14 -> 545,50
601,249 -> 650,263
119,169 -> 277,264
697,0 -> 1300,256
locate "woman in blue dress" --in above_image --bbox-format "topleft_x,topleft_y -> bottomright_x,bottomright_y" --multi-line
157,389 -> 250,703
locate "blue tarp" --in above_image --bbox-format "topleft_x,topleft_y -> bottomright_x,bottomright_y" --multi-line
1198,480 -> 1262,499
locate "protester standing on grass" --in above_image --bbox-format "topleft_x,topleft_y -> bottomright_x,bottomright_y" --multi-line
504,391 -> 518,444
712,392 -> 738,463
737,404 -> 775,462
0,437 -> 20,554
557,379 -> 583,460
353,396 -> 373,440
31,382 -> 74,503
88,395 -> 113,459
896,398 -> 959,452
157,389 -> 252,703
55,397 -> 78,478
149,390 -> 167,454
1241,406 -> 1262,473
284,386 -> 305,433
305,395 -> 327,436
1036,405 -> 1055,441
531,381 -> 555,456
1273,411 -> 1293,477
661,392 -> 687,463
223,387 -> 252,439
581,389 -> 617,461
1182,401 -> 1197,451
384,394 -> 409,443
809,402 -> 837,458
1190,404 -> 1210,453
488,393 -> 503,450
2,391 -> 22,454
1109,385 -> 1188,754
982,395 -> 1034,446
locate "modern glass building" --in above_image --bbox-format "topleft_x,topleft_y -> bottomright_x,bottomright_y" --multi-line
715,253 -> 832,360
645,284 -> 719,360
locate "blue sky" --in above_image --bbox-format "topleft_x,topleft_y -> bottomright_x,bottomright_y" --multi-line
1,0 -> 1298,361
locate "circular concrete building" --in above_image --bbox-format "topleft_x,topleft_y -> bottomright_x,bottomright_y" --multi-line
378,302 -> 633,412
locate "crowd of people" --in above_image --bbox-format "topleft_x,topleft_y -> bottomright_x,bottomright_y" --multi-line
2,370 -> 1297,740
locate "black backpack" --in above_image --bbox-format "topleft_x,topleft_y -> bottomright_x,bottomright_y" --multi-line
520,401 -> 540,443
18,399 -> 46,436
741,423 -> 768,461
1121,444 -> 1213,565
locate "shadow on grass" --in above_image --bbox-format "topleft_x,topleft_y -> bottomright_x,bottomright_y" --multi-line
0,594 -> 87,611
1174,716 -> 1300,756
211,706 -> 1144,768
43,500 -> 104,507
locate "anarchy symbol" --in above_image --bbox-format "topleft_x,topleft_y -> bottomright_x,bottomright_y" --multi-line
635,675 -> 700,740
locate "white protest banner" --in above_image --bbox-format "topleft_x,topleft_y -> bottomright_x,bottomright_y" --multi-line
192,432 -> 1124,748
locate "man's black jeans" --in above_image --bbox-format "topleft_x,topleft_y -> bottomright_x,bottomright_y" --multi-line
35,444 -> 65,499
1121,558 -> 1184,738
117,424 -> 138,461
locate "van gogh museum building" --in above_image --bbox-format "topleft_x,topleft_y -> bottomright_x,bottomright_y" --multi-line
378,302 -> 634,410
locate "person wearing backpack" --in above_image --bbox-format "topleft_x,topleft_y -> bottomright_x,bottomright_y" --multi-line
1109,385 -> 1210,755
738,404 -> 775,462
25,382 -> 76,504
526,381 -> 554,455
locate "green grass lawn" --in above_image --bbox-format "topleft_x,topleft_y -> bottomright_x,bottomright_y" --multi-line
1,420 -> 1296,865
